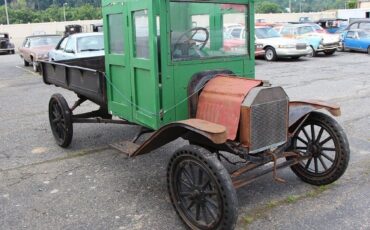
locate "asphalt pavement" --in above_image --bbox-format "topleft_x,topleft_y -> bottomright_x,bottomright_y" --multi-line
0,52 -> 369,230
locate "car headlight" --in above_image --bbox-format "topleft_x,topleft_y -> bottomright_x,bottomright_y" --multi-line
37,53 -> 48,59
256,44 -> 264,49
278,44 -> 295,48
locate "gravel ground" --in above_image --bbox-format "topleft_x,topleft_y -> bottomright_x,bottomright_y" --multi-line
0,51 -> 369,230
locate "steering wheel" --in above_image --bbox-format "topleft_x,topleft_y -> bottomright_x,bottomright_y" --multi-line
173,27 -> 210,58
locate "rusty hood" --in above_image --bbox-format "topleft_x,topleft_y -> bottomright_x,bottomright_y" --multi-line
196,75 -> 262,140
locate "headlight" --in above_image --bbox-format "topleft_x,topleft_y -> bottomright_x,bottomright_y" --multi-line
37,53 -> 48,59
256,44 -> 264,49
278,44 -> 295,48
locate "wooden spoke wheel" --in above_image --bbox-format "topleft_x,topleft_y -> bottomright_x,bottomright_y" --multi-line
167,145 -> 238,230
289,112 -> 350,185
48,94 -> 73,148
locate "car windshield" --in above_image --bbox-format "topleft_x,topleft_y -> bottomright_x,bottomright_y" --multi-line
358,31 -> 370,38
255,27 -> 281,39
170,1 -> 249,61
29,36 -> 61,47
77,35 -> 104,52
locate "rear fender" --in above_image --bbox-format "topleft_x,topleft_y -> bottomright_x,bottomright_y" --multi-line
131,119 -> 228,157
289,100 -> 341,132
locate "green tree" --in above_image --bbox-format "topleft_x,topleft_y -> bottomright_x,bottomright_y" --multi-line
256,1 -> 285,13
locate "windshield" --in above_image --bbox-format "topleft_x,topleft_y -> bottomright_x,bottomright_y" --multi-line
77,35 -> 104,52
29,36 -> 61,47
358,31 -> 370,38
255,27 -> 280,39
170,2 -> 249,61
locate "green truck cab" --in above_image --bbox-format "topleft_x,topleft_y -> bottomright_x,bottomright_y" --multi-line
41,1 -> 350,229
102,0 -> 255,130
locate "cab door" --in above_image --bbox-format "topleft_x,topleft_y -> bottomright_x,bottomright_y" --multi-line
103,4 -> 133,121
127,1 -> 160,129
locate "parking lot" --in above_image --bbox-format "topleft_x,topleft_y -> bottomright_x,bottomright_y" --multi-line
0,52 -> 369,229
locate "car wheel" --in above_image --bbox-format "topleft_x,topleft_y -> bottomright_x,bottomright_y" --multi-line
264,47 -> 277,61
324,49 -> 336,56
24,59 -> 30,66
308,46 -> 317,57
32,62 -> 39,72
291,56 -> 300,60
367,46 -> 370,55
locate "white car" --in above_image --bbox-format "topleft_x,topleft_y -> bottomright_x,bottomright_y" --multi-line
225,26 -> 310,61
49,32 -> 104,61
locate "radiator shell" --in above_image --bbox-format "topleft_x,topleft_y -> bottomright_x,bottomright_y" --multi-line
240,87 -> 289,153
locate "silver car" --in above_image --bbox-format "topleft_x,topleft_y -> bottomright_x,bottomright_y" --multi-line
49,32 -> 104,61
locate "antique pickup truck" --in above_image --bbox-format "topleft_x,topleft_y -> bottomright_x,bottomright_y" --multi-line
40,1 -> 350,229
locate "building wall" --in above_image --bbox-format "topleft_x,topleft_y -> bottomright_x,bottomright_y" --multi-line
0,20 -> 101,50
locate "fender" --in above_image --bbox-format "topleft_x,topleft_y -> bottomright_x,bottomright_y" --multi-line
131,119 -> 228,157
289,100 -> 341,129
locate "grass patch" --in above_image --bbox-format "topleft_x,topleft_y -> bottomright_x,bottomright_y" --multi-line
241,184 -> 332,227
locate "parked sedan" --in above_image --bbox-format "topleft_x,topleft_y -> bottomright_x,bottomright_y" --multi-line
255,26 -> 310,61
277,24 -> 340,57
224,26 -> 310,61
19,35 -> 62,71
342,29 -> 370,54
49,33 -> 104,61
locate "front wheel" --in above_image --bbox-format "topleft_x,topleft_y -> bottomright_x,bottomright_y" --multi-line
289,112 -> 350,185
264,47 -> 278,61
24,59 -> 30,66
324,49 -> 336,56
308,46 -> 317,57
167,145 -> 238,230
48,94 -> 73,148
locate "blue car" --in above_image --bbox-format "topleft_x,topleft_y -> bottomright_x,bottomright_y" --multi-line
342,29 -> 370,55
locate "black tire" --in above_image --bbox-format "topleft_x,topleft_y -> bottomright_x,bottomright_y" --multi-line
291,56 -> 300,60
11,50 -> 15,54
48,94 -> 73,148
24,59 -> 30,66
308,46 -> 317,57
167,145 -> 238,230
264,47 -> 277,61
324,49 -> 336,56
289,112 -> 350,186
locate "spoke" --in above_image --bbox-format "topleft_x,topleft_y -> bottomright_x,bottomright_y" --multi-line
201,180 -> 211,190
204,191 -> 217,196
182,168 -> 194,185
305,158 -> 312,170
179,192 -> 192,197
316,127 -> 324,142
188,163 -> 196,185
297,136 -> 308,145
314,157 -> 319,173
52,117 -> 60,123
321,152 -> 334,163
322,147 -> 336,152
320,136 -> 332,146
186,200 -> 195,210
318,156 -> 328,170
196,203 -> 201,221
205,203 -> 217,221
198,167 -> 204,186
311,124 -> 316,141
296,146 -> 308,150
202,204 -> 209,225
302,128 -> 311,142
205,197 -> 218,209
180,179 -> 193,189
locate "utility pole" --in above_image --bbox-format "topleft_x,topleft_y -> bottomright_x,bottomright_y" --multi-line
4,0 -> 10,25
63,3 -> 68,21
289,0 -> 292,13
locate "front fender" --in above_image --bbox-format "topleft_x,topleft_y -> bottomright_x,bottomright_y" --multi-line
289,100 -> 341,128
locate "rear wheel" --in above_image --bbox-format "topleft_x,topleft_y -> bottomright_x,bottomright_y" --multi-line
167,145 -> 238,230
308,46 -> 317,57
324,49 -> 336,56
24,59 -> 30,66
48,94 -> 73,148
289,112 -> 350,185
265,47 -> 277,61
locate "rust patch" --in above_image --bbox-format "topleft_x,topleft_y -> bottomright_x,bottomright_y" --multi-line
196,75 -> 261,140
